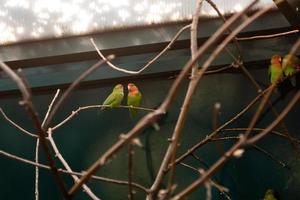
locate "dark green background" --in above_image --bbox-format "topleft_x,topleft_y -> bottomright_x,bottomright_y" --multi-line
1,67 -> 299,199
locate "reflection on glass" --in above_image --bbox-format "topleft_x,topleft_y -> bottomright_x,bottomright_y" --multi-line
0,0 -> 274,45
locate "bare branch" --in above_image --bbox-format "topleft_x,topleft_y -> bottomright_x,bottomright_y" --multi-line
51,105 -> 155,131
42,89 -> 60,128
90,24 -> 191,75
166,0 -> 204,195
237,29 -> 299,41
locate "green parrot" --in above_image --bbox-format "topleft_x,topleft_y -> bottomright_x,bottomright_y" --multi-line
101,84 -> 124,110
127,83 -> 142,118
269,54 -> 283,84
263,189 -> 277,200
282,54 -> 299,87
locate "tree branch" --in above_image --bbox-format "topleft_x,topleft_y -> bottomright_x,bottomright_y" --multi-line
51,105 -> 155,131
0,61 -> 69,198
90,24 -> 191,75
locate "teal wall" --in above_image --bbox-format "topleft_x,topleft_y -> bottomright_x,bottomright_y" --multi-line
1,67 -> 299,199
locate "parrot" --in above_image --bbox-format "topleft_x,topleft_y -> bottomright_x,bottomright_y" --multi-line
269,54 -> 283,85
101,84 -> 124,110
127,83 -> 142,118
263,189 -> 277,200
282,54 -> 299,87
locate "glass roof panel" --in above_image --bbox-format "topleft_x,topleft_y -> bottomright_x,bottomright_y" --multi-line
0,0 -> 275,45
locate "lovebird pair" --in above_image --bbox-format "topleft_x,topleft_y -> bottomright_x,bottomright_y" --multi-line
101,83 -> 142,117
269,54 -> 299,86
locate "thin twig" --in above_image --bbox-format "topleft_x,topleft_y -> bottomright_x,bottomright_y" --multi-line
204,64 -> 234,74
128,143 -> 134,200
43,55 -> 115,129
48,130 -> 101,200
0,149 -> 148,193
52,105 -> 155,131
42,89 -> 61,128
90,24 -> 191,75
0,108 -> 37,138
221,128 -> 300,144
205,0 -> 242,60
34,139 -> 39,200
36,89 -> 60,200
180,163 -> 230,199
236,29 -> 299,41
247,90 -> 300,144
210,136 -> 289,168
251,144 -> 288,168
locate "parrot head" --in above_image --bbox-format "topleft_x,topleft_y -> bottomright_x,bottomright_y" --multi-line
271,55 -> 282,65
113,84 -> 124,92
127,83 -> 139,94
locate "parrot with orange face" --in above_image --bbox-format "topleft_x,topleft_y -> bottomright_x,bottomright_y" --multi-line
269,54 -> 283,84
101,84 -> 124,110
282,54 -> 299,87
127,83 -> 142,118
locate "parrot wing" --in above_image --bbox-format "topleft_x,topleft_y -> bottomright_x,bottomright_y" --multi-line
102,92 -> 123,110
284,66 -> 296,86
128,92 -> 142,118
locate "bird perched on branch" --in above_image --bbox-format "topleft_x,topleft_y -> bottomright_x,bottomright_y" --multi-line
282,54 -> 299,87
127,83 -> 142,118
269,54 -> 283,85
101,84 -> 124,110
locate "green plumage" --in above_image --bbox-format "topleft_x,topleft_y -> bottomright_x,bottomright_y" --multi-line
269,55 -> 283,84
102,84 -> 124,110
282,54 -> 299,87
263,189 -> 277,200
127,84 -> 142,118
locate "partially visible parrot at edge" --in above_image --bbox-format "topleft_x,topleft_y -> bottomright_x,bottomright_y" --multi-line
282,54 -> 299,87
269,54 -> 283,85
263,189 -> 277,200
101,84 -> 124,110
127,83 -> 142,118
